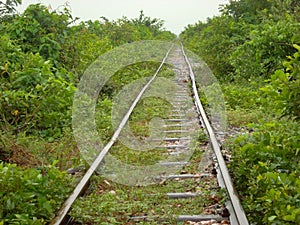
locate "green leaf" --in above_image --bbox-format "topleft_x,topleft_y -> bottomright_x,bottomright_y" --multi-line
268,215 -> 277,222
283,214 -> 295,221
292,44 -> 300,52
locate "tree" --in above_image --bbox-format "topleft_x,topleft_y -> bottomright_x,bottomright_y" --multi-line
181,16 -> 249,80
0,0 -> 21,15
220,0 -> 272,23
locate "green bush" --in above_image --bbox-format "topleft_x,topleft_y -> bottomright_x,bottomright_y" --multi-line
230,16 -> 299,79
261,44 -> 300,119
0,47 -> 76,138
222,81 -> 263,110
230,121 -> 300,224
2,4 -> 71,64
181,16 -> 249,80
0,162 -> 73,224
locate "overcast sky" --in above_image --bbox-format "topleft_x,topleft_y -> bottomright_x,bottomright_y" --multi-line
17,0 -> 229,34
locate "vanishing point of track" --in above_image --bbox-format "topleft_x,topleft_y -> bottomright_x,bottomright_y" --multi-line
51,42 -> 249,225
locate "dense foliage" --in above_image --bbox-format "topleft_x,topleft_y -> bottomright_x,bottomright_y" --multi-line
1,0 -> 299,223
0,1 -> 176,223
181,0 -> 300,224
0,162 -> 73,224
0,4 -> 175,139
181,0 -> 300,80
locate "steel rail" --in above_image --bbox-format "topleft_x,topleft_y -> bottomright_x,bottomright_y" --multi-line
50,45 -> 174,225
180,44 -> 249,225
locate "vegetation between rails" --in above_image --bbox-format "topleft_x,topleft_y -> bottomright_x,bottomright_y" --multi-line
69,58 -> 225,223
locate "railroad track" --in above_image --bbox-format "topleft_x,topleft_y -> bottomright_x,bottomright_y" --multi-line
51,42 -> 249,225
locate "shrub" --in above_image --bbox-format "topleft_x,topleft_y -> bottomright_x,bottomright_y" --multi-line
0,162 -> 73,224
230,121 -> 300,224
261,44 -> 300,119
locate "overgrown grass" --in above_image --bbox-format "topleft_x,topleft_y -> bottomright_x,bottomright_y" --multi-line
70,142 -> 226,224
0,130 -> 81,170
70,175 -> 225,224
221,78 -> 273,127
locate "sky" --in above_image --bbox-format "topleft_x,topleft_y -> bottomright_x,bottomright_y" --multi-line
17,0 -> 229,34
